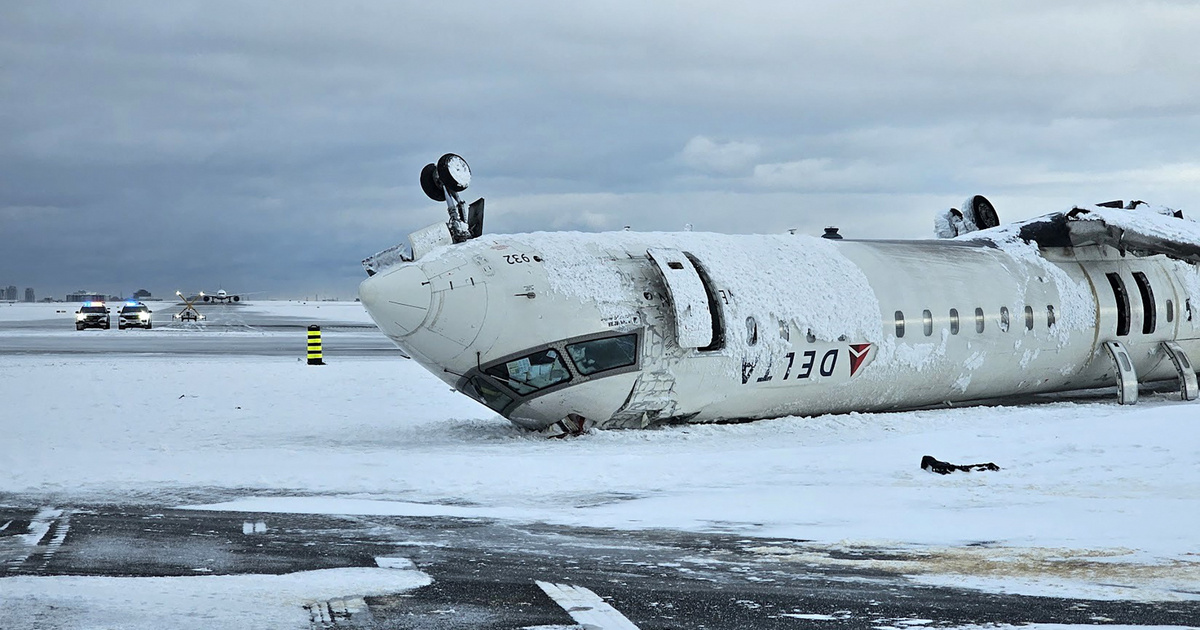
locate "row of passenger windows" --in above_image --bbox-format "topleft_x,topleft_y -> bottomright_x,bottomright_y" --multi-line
894,306 -> 1057,338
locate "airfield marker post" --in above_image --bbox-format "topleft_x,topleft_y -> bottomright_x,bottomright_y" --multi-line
307,325 -> 325,365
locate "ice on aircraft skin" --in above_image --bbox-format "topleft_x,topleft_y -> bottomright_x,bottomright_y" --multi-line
359,156 -> 1200,432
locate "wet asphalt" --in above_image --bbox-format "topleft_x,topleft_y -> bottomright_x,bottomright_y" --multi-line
2,505 -> 1197,629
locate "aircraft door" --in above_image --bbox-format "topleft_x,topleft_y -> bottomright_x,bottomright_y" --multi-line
646,248 -> 715,348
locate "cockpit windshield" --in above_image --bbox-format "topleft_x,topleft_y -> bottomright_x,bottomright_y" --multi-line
484,348 -> 571,395
565,334 -> 638,376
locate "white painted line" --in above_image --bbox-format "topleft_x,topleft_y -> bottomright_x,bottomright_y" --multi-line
19,507 -> 61,546
241,520 -> 267,535
375,556 -> 415,570
305,596 -> 373,627
38,511 -> 70,571
0,520 -> 11,531
6,507 -> 62,573
536,581 -> 640,630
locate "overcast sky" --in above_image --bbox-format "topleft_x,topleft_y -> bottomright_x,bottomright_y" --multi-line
3,1 -> 1199,300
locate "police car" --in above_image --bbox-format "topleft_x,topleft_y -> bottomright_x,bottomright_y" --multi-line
75,302 -> 111,330
117,301 -> 153,329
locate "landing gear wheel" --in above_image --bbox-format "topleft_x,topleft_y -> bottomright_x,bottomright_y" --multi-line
436,153 -> 471,192
420,163 -> 446,202
965,195 -> 999,230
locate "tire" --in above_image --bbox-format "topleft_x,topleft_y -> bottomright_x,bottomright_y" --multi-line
965,195 -> 1000,230
436,153 -> 471,192
146,322 -> 152,330
76,323 -> 83,331
420,163 -> 446,202
104,322 -> 110,329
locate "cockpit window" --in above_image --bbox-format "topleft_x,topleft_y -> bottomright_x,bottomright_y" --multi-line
466,376 -> 513,412
565,334 -> 638,376
484,348 -> 571,395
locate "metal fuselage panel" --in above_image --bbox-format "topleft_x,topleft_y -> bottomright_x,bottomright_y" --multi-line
359,232 -> 1200,430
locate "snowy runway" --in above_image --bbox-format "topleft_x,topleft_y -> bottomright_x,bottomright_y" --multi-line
2,301 -> 1199,628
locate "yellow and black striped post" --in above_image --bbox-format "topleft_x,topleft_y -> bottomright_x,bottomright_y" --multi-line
307,325 -> 325,365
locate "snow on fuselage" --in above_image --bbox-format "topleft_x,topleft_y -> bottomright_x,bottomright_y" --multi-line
358,229 -> 1200,431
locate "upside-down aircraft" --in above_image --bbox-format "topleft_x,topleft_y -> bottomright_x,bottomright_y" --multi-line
358,154 -> 1200,434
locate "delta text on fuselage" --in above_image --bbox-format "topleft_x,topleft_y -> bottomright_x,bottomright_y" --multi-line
358,154 -> 1200,433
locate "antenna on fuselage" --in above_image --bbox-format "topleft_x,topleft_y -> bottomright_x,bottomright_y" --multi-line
420,153 -> 484,243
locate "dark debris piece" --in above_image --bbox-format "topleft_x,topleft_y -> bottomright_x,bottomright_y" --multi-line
921,455 -> 1000,475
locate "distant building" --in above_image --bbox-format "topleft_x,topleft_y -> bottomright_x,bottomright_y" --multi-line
4,286 -> 15,301
65,290 -> 107,303
133,289 -> 152,299
24,288 -> 34,303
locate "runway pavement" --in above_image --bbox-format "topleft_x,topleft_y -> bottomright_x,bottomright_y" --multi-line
3,505 -> 1197,629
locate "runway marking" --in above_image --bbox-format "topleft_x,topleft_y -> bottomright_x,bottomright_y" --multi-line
375,556 -> 416,570
242,520 -> 268,534
0,520 -> 11,531
37,511 -> 71,572
536,581 -> 641,630
305,596 -> 372,629
5,507 -> 64,573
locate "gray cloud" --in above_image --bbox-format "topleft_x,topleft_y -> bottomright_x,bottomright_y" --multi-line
2,0 -> 1199,300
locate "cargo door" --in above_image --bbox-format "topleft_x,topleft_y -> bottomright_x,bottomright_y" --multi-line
646,247 -> 713,348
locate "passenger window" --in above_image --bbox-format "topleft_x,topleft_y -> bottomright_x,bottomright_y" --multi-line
484,348 -> 571,395
949,308 -> 960,335
466,376 -> 513,412
566,334 -> 638,376
895,311 -> 905,338
1167,299 -> 1174,323
1024,305 -> 1034,331
1047,305 -> 1056,328
1188,299 -> 1194,322
999,307 -> 1010,332
922,310 -> 933,336
975,307 -> 985,333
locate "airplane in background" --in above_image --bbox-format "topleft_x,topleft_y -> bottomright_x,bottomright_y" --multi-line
357,154 -> 1200,435
199,288 -> 257,304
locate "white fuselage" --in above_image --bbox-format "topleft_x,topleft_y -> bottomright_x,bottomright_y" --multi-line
358,229 -> 1200,431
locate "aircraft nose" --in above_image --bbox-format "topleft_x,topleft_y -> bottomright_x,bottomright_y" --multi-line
358,264 -> 433,337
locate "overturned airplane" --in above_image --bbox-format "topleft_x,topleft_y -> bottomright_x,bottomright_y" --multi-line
359,154 -> 1200,433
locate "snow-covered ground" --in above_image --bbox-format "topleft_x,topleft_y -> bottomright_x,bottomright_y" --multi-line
2,301 -> 1199,619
